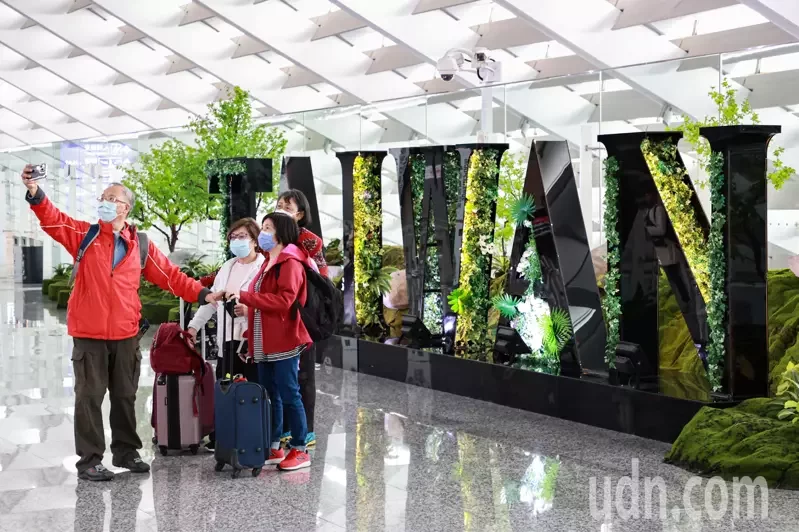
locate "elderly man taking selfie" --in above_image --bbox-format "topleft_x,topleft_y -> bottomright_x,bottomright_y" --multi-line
21,165 -> 215,481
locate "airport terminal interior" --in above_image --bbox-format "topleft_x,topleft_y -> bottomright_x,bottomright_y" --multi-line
3,1 -> 799,531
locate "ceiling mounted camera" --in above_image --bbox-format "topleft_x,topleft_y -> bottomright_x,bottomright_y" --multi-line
435,47 -> 502,84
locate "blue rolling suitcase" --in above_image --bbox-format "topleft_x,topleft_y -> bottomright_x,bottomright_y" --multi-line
213,300 -> 271,478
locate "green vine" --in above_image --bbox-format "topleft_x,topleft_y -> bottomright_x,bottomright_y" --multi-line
455,149 -> 500,361
444,151 -> 461,235
206,159 -> 247,258
668,79 -> 794,189
410,155 -> 425,251
602,157 -> 621,369
641,138 -> 709,301
706,152 -> 727,391
353,154 -> 388,337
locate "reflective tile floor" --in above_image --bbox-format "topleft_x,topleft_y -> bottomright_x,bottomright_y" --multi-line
1,283 -> 798,532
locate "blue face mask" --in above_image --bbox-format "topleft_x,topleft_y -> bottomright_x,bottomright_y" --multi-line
258,231 -> 275,251
98,201 -> 118,223
229,239 -> 252,258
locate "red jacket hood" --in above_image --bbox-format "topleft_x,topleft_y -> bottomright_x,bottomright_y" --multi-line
273,243 -> 309,266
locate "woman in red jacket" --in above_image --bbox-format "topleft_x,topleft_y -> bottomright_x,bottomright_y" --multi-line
224,212 -> 312,472
276,189 -> 328,277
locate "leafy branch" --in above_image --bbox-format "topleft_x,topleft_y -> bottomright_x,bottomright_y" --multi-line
668,79 -> 794,190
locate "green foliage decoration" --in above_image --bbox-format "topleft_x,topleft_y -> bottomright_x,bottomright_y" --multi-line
641,138 -> 709,301
771,361 -> 799,424
410,155 -> 426,251
447,287 -> 470,314
191,86 -> 287,256
706,152 -> 727,392
353,154 -> 387,336
491,293 -> 521,320
206,159 -> 246,258
120,86 -> 287,256
602,157 -> 621,369
53,263 -> 73,278
494,152 -> 526,249
324,238 -> 344,266
455,149 -> 500,361
443,151 -> 461,235
668,79 -> 794,189
540,308 -> 573,363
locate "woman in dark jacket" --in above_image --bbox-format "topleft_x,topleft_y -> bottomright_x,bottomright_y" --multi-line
225,212 -> 312,471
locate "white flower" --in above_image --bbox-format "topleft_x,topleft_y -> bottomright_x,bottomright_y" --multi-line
524,220 -> 533,228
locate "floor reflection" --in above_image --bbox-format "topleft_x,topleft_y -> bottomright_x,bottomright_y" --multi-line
0,284 -> 797,531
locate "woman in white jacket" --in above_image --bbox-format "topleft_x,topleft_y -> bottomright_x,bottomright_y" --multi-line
187,218 -> 264,382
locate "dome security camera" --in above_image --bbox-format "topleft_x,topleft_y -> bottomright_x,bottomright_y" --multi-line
436,54 -> 462,82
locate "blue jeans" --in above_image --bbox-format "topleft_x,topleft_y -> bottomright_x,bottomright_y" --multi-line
257,357 -> 307,450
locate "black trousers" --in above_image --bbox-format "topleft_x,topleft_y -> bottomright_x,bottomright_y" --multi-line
72,337 -> 142,473
283,345 -> 316,434
215,340 -> 257,382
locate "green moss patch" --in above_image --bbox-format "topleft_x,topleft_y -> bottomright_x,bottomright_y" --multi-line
48,282 -> 70,301
657,268 -> 799,394
665,398 -> 799,489
42,277 -> 66,295
57,290 -> 71,309
141,302 -> 177,324
167,306 -> 181,323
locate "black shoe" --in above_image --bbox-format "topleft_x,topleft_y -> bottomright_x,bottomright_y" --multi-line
112,457 -> 151,473
78,464 -> 115,481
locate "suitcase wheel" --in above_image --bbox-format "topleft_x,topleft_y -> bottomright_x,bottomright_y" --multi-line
252,468 -> 262,477
189,445 -> 199,455
215,461 -> 225,472
232,469 -> 242,479
159,446 -> 168,457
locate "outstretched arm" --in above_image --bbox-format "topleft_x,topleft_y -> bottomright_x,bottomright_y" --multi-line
142,240 -> 212,304
25,185 -> 90,258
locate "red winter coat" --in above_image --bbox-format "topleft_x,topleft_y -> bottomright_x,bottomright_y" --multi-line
28,190 -> 209,340
239,244 -> 312,357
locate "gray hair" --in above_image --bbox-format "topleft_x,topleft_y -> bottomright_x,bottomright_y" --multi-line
108,182 -> 135,211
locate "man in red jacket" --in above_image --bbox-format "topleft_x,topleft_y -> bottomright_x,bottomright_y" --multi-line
21,165 -> 215,482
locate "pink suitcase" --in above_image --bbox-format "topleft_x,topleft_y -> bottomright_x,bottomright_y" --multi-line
154,373 -> 203,455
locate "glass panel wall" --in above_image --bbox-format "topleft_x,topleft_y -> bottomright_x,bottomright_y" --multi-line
3,44 -> 799,279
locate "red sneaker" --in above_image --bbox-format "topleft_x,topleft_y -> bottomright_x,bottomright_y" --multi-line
265,448 -> 285,465
278,449 -> 311,471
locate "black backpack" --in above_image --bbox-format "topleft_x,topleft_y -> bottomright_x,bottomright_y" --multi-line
275,262 -> 342,342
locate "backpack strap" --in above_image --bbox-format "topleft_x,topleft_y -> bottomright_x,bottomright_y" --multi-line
70,227 -> 150,285
137,232 -> 149,269
69,224 -> 101,285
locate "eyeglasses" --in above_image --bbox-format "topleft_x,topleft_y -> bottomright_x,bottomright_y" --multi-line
98,196 -> 129,206
229,233 -> 251,241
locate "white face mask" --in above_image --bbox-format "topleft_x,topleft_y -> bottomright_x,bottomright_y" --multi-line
273,209 -> 295,219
